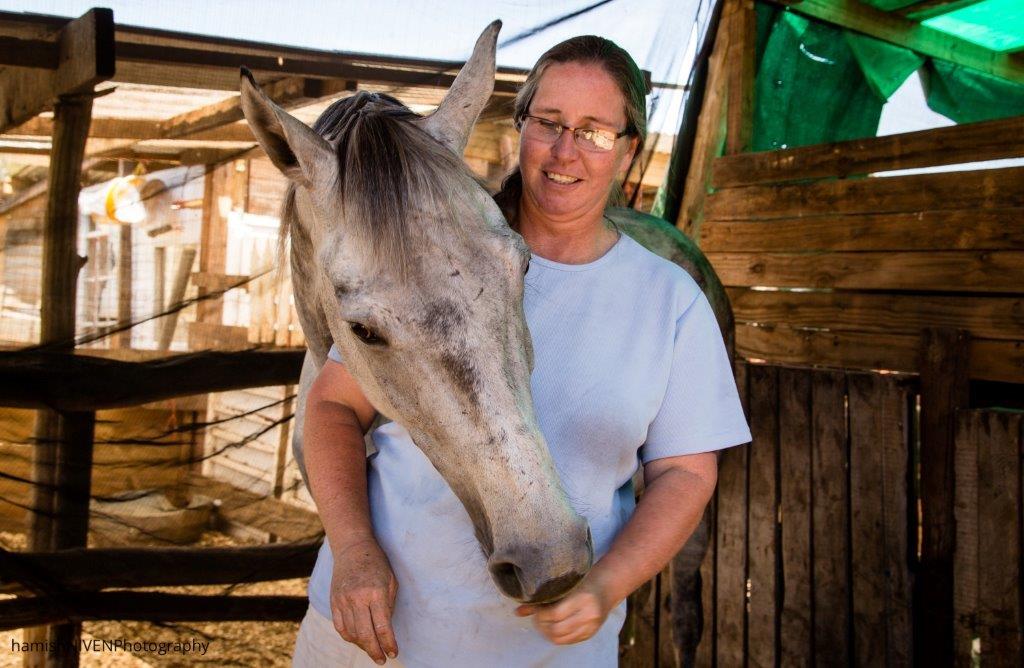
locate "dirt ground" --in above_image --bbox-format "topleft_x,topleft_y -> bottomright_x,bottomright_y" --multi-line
1,531 -> 307,667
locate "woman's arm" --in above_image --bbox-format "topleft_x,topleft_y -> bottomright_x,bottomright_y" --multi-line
516,451 -> 718,645
304,361 -> 399,664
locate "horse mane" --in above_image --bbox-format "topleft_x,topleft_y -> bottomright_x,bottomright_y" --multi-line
278,91 -> 480,280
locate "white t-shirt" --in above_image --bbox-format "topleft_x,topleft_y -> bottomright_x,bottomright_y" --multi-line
308,232 -> 751,667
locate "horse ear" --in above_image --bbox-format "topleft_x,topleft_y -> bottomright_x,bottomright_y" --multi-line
416,20 -> 500,156
239,68 -> 333,188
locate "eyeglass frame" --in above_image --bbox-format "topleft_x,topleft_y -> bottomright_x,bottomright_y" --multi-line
515,113 -> 632,152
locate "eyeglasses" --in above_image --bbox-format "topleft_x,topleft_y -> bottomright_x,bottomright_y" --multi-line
517,114 -> 629,153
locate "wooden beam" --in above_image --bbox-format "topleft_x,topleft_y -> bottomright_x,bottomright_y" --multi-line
676,0 -> 731,238
153,77 -> 355,141
0,592 -> 308,631
700,209 -> 1024,252
707,250 -> 1024,293
725,0 -> 756,155
726,288 -> 1024,341
9,116 -> 257,142
897,0 -> 985,20
915,327 -> 970,664
0,350 -> 303,411
0,8 -> 114,133
711,115 -> 1024,188
703,166 -> 1024,220
775,0 -> 1024,85
736,324 -> 1024,383
0,36 -> 59,68
112,41 -> 521,94
0,540 -> 322,594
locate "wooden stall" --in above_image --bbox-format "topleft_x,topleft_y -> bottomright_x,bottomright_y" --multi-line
652,0 -> 1024,665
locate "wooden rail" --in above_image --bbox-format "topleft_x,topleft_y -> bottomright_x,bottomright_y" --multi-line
0,349 -> 304,410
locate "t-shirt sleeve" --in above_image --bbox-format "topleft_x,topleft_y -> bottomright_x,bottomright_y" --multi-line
327,343 -> 344,364
641,291 -> 752,464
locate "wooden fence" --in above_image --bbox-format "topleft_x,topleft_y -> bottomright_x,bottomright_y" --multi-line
658,361 -> 1024,667
699,115 -> 1024,386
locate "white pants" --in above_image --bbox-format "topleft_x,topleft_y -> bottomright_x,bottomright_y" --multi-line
293,604 -> 406,668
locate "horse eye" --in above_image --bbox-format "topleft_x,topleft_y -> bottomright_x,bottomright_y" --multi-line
350,322 -> 385,346
523,258 -> 531,276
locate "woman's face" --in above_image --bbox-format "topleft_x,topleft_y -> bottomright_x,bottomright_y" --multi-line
519,61 -> 639,223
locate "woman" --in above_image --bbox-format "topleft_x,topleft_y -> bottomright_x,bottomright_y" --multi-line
293,36 -> 750,667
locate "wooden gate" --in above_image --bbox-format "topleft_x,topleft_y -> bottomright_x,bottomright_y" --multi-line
699,362 -> 915,666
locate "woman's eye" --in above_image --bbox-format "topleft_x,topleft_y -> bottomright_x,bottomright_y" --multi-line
350,322 -> 386,346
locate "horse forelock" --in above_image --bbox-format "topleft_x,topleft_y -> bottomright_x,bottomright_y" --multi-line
280,91 -> 483,282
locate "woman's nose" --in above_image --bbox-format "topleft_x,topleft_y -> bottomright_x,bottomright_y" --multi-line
550,128 -> 579,160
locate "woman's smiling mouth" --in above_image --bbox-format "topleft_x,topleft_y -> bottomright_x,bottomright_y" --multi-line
544,171 -> 580,184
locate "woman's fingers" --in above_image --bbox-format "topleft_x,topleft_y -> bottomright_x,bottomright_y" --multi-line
370,598 -> 399,659
334,605 -> 356,643
350,600 -> 388,665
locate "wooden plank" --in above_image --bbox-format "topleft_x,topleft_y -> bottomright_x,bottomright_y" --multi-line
747,364 -> 779,667
695,498 -> 716,667
715,361 -> 749,666
915,328 -> 970,665
736,324 -> 1024,384
0,540 -> 320,594
701,209 -> 1024,252
726,288 -> 1024,341
676,0 -> 730,239
707,250 -> 1024,294
772,0 -> 1024,85
703,166 -> 1024,220
711,116 -> 1024,188
0,9 -> 114,133
157,247 -> 197,350
897,0 -> 987,20
848,373 -> 912,667
9,116 -> 256,142
198,163 -> 230,325
778,368 -> 812,666
114,223 -> 133,348
0,592 -> 308,630
724,0 -> 755,156
953,409 -> 980,666
811,370 -> 851,664
976,410 -> 1024,667
0,350 -> 303,411
614,577 -> 655,663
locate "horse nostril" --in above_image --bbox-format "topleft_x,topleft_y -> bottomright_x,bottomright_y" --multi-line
489,561 -> 524,600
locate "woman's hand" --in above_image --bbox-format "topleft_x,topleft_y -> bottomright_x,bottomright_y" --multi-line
330,536 -> 399,665
514,571 -> 616,645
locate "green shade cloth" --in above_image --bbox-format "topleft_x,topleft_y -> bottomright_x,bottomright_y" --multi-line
753,11 -> 883,151
921,0 -> 1024,52
923,59 -> 1024,123
845,31 -> 925,100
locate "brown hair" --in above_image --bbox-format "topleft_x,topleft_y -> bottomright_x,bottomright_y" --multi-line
493,35 -> 648,225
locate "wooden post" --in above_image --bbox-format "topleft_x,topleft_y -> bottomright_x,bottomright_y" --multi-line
676,0 -> 731,239
197,163 -> 229,325
113,224 -> 132,348
154,246 -> 166,317
915,327 -> 970,665
157,247 -> 197,350
27,92 -> 96,668
724,0 -> 756,156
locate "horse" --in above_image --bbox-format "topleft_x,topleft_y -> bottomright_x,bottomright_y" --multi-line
240,22 -> 732,622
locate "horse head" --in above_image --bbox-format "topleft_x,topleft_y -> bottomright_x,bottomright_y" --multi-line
239,22 -> 592,603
